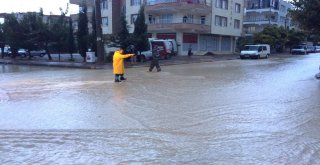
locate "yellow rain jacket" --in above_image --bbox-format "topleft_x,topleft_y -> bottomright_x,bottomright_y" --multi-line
113,50 -> 134,74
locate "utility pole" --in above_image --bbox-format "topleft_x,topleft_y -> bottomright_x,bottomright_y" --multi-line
95,0 -> 104,64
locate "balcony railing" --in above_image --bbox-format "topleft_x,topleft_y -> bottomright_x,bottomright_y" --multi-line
147,18 -> 210,33
244,18 -> 278,23
146,0 -> 210,6
145,0 -> 211,15
148,17 -> 209,25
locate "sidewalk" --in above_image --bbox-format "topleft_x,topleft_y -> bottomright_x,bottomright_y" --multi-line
0,54 -> 240,69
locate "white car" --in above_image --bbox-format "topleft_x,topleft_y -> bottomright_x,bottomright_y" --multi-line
139,50 -> 152,62
291,45 -> 307,55
240,44 -> 270,59
18,49 -> 28,57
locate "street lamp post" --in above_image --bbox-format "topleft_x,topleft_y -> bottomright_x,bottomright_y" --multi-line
95,0 -> 104,64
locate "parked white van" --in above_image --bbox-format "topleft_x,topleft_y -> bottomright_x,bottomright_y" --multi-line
240,44 -> 270,59
166,39 -> 178,55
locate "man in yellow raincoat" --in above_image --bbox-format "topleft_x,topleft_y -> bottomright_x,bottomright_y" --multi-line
113,48 -> 135,82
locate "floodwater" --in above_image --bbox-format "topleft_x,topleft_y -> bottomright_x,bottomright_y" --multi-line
1,54 -> 320,164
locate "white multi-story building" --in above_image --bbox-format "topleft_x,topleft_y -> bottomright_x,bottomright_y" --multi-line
70,0 -> 244,55
243,0 -> 293,36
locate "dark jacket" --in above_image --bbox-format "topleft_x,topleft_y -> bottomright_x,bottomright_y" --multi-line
152,48 -> 160,60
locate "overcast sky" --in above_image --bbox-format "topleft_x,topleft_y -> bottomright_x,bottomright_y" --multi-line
0,0 -> 79,15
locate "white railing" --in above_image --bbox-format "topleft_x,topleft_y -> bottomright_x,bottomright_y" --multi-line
146,0 -> 211,6
147,17 -> 210,26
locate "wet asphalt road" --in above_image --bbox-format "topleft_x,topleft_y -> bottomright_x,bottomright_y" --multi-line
0,54 -> 320,164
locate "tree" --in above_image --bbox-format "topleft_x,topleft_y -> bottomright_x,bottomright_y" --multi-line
253,26 -> 287,52
77,2 -> 89,61
289,0 -> 320,33
89,8 -> 97,53
68,18 -> 75,60
286,28 -> 307,48
236,36 -> 253,52
94,0 -> 105,64
19,12 -> 46,59
132,5 -> 149,54
34,8 -> 53,60
117,13 -> 130,50
0,23 -> 5,58
50,7 -> 69,60
2,14 -> 25,58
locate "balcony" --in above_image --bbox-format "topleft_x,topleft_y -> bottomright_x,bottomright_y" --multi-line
147,18 -> 210,33
246,8 -> 280,14
243,18 -> 278,25
145,0 -> 211,15
69,0 -> 93,6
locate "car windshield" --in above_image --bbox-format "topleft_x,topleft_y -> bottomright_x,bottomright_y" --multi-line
243,46 -> 259,51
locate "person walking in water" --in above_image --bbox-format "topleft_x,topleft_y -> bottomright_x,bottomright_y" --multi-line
149,45 -> 161,72
113,47 -> 135,82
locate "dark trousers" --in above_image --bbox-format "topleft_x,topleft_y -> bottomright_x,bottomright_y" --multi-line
149,60 -> 161,72
115,74 -> 125,81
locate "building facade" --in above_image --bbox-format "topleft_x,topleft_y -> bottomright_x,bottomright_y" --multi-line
70,0 -> 244,55
243,0 -> 293,36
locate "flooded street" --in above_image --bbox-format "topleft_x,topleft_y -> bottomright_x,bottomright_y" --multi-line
1,54 -> 320,164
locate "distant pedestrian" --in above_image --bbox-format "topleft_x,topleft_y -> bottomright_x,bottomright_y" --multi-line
149,45 -> 161,72
113,48 -> 135,82
188,44 -> 193,57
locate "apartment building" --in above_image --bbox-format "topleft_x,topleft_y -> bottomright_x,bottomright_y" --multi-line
70,0 -> 244,55
243,0 -> 293,36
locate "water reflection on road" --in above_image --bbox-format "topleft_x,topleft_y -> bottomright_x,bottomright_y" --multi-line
1,54 -> 320,164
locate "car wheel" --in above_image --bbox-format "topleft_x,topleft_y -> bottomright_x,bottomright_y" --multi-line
240,56 -> 244,59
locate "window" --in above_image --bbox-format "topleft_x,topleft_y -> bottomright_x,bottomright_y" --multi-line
102,17 -> 108,26
215,15 -> 227,27
263,46 -> 267,51
148,15 -> 153,24
201,16 -> 206,25
131,0 -> 141,6
235,3 -> 240,13
280,5 -> 286,12
131,14 -> 138,24
247,26 -> 256,33
160,14 -> 173,24
182,14 -> 194,23
101,0 -> 108,9
216,0 -> 228,9
234,19 -> 240,29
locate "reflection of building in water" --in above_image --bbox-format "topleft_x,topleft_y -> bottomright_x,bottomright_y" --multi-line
243,0 -> 294,37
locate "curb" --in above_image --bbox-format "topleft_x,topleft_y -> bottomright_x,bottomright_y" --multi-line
1,55 -> 237,69
0,59 -> 108,69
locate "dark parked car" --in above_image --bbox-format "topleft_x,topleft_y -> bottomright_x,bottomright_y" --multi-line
30,49 -> 46,57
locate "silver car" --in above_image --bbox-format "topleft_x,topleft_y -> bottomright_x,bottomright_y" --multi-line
30,50 -> 46,57
291,45 -> 307,55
